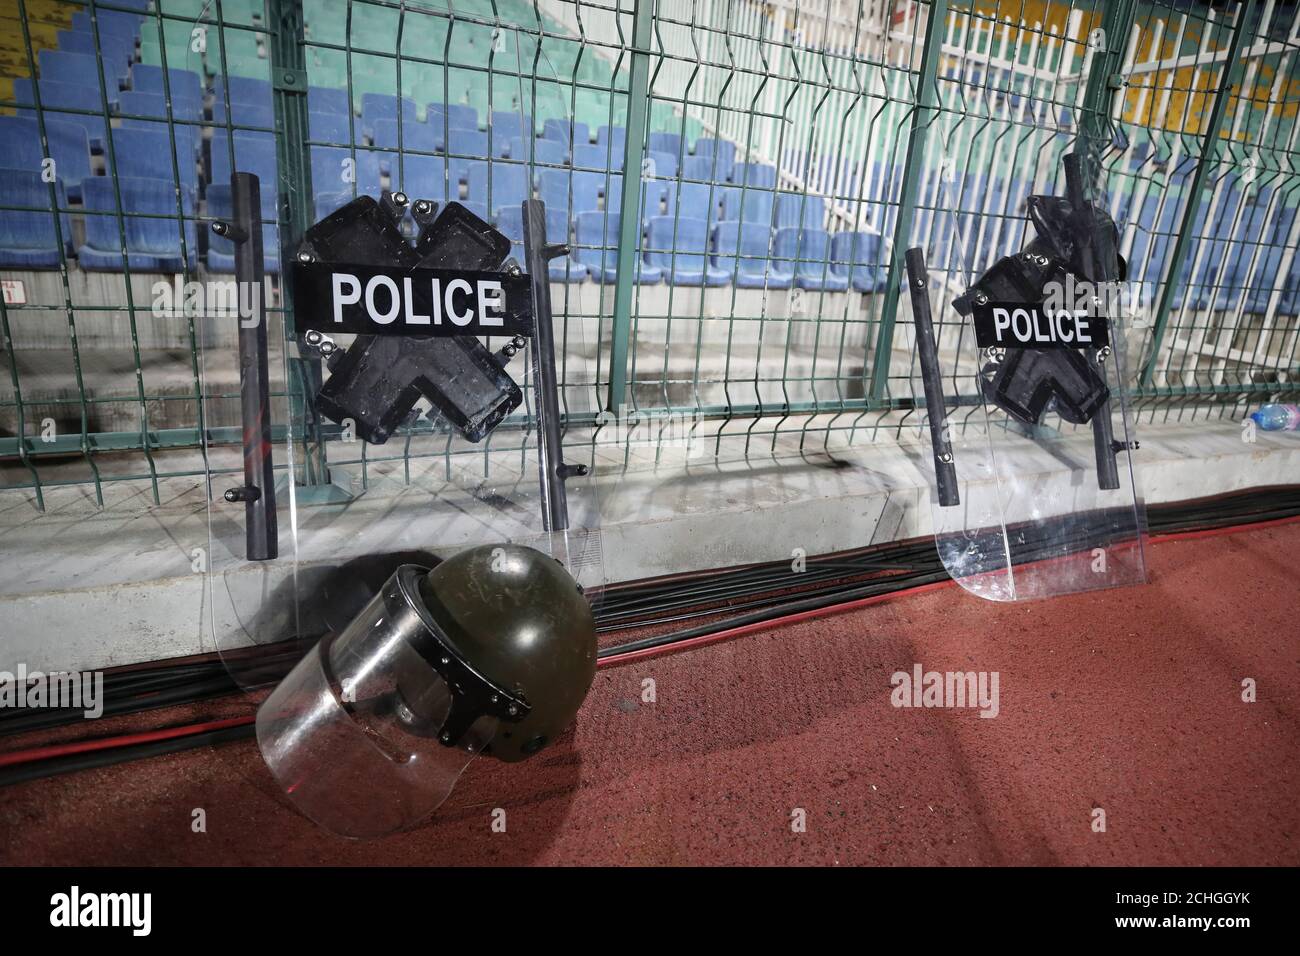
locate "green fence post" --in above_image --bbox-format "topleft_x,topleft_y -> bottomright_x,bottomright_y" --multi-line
1141,0 -> 1257,389
268,0 -> 327,485
1076,0 -> 1138,183
868,0 -> 947,403
606,0 -> 655,414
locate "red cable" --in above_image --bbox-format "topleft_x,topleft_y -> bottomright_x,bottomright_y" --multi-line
0,715 -> 254,769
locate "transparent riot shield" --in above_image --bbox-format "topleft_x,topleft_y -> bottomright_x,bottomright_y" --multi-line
906,147 -> 1146,602
200,18 -> 602,836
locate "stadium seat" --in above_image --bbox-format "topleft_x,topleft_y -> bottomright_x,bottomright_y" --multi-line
692,137 -> 735,180
39,50 -> 124,96
713,220 -> 788,288
210,131 -> 278,194
490,111 -> 533,142
389,154 -> 453,204
596,125 -> 626,151
774,227 -> 849,291
506,137 -> 566,169
78,176 -> 196,272
428,103 -> 480,132
775,193 -> 826,229
731,161 -> 777,189
574,211 -> 660,284
645,215 -> 729,286
104,125 -> 200,193
360,94 -> 420,139
829,232 -> 888,293
128,65 -> 204,119
0,117 -> 93,200
309,111 -> 354,143
663,182 -> 724,223
573,143 -> 615,171
308,87 -> 350,116
542,119 -> 590,147
11,80 -> 112,148
372,119 -> 443,153
645,149 -> 677,181
721,186 -> 775,225
0,170 -> 70,269
56,28 -> 137,69
118,90 -> 203,125
205,183 -> 280,275
647,132 -> 683,159
309,146 -> 383,196
539,168 -> 605,216
467,162 -> 531,216
494,206 -> 586,282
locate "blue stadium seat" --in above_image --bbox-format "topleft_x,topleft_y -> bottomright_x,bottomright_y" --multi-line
309,111 -> 354,143
11,80 -> 111,148
128,65 -> 204,119
118,90 -> 201,124
467,162 -> 530,216
57,28 -> 136,69
447,127 -> 489,158
372,118 -> 443,153
104,125 -> 200,193
494,206 -> 586,281
539,169 -> 606,217
713,220 -> 787,288
205,183 -> 280,274
574,211 -> 659,284
39,50 -> 124,95
70,8 -> 145,38
645,149 -> 677,181
646,216 -> 728,286
309,146 -> 383,196
829,231 -> 887,293
641,180 -> 669,219
490,111 -> 532,142
0,169 -> 70,268
775,193 -> 826,229
509,137 -> 567,169
212,77 -> 276,129
211,98 -> 276,129
721,186 -> 775,225
0,116 -> 93,200
78,176 -> 196,272
360,94 -> 419,138
774,227 -> 849,291
308,87 -> 350,116
542,119 -> 589,147
647,132 -> 682,159
389,154 -> 453,204
573,143 -> 617,171
663,182 -> 724,223
682,155 -> 726,182
731,161 -> 777,189
692,137 -> 735,180
596,125 -> 626,155
213,77 -> 273,109
210,131 -> 278,193
428,103 -> 479,132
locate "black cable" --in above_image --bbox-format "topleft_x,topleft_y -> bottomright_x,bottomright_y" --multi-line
0,724 -> 257,788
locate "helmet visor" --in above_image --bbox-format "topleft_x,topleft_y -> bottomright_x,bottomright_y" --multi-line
256,574 -> 497,839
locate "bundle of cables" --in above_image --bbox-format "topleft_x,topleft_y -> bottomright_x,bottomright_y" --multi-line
3,485 -> 1298,787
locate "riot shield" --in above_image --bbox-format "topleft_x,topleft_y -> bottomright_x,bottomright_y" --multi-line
199,15 -> 603,836
907,148 -> 1146,601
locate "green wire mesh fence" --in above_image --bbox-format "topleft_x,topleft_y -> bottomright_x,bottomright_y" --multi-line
0,0 -> 1296,509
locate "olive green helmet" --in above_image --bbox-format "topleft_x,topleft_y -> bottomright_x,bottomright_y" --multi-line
416,543 -> 597,762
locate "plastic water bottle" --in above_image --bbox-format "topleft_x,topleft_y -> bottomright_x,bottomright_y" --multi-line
1250,404 -> 1300,431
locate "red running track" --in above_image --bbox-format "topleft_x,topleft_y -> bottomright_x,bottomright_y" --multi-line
1,521 -> 1297,865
